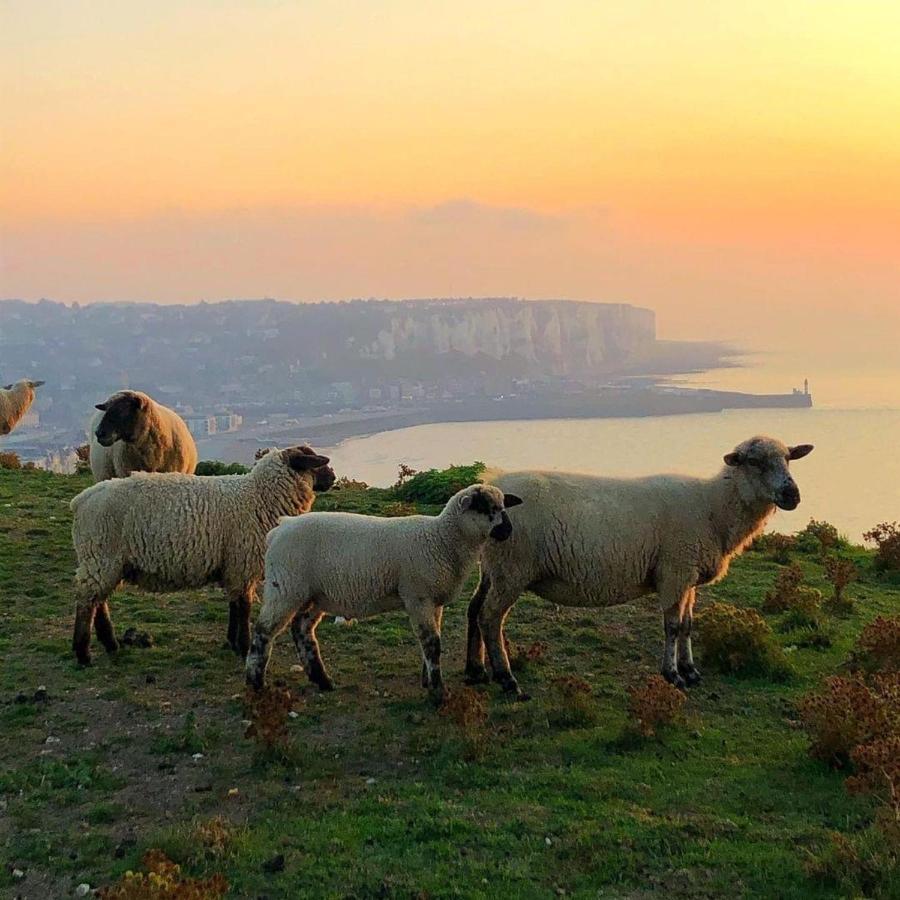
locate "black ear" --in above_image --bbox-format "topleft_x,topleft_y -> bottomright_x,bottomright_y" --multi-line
3,384 -> 13,391
788,444 -> 814,461
95,402 -> 109,411
724,451 -> 743,467
503,493 -> 524,508
282,449 -> 330,471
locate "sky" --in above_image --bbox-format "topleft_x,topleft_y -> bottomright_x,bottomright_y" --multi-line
2,1 -> 899,372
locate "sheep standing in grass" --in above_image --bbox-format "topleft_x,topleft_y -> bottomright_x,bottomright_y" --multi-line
246,484 -> 523,703
89,390 -> 198,480
70,446 -> 335,665
465,436 -> 814,697
0,380 -> 44,436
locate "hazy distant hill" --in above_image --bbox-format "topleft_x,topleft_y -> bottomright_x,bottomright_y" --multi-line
0,297 -> 727,428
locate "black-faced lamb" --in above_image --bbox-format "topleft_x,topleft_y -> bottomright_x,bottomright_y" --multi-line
89,390 -> 198,480
70,446 -> 335,665
245,484 -> 523,704
0,380 -> 44,436
465,435 -> 814,698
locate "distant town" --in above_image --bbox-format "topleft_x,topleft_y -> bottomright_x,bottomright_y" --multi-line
0,297 -> 810,470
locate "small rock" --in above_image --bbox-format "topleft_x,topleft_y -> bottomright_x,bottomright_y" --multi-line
12,868 -> 24,879
545,836 -> 552,846
262,853 -> 285,874
365,777 -> 376,786
289,664 -> 304,674
192,753 -> 204,761
288,710 -> 299,719
227,787 -> 239,797
75,884 -> 91,897
45,735 -> 60,744
145,673 -> 157,685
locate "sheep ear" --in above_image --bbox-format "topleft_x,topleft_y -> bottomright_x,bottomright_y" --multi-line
29,380 -> 45,388
95,402 -> 109,411
724,451 -> 743,467
788,444 -> 814,461
282,449 -> 330,471
503,493 -> 524,508
3,384 -> 12,391
459,494 -> 473,511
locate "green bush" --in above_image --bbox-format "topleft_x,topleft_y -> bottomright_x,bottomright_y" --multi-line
390,461 -> 486,504
796,518 -> 847,554
694,602 -> 792,679
195,460 -> 250,476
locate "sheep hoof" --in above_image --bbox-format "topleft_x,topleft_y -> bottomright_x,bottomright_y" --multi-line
463,665 -> 490,685
663,669 -> 687,691
515,691 -> 532,703
75,655 -> 93,668
316,678 -> 335,692
682,667 -> 702,687
103,640 -> 120,654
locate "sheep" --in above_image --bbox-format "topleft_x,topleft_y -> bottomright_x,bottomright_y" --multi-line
70,446 -> 335,666
465,435 -> 814,698
0,380 -> 45,436
245,483 -> 524,704
89,390 -> 198,480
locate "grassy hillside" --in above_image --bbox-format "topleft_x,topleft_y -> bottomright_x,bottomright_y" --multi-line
1,468 -> 897,898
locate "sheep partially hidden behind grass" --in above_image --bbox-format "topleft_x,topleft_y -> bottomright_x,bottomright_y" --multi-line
0,380 -> 44,436
465,435 -> 814,698
70,446 -> 335,665
89,390 -> 198,480
246,484 -> 523,703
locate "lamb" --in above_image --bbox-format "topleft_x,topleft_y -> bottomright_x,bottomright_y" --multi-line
0,380 -> 45,436
89,390 -> 198,480
70,446 -> 335,666
465,435 -> 814,698
245,483 -> 523,703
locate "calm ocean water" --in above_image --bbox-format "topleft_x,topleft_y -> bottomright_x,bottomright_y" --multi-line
327,407 -> 900,543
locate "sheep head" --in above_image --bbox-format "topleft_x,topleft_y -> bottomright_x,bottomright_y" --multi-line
724,436 -> 814,511
456,484 -> 523,542
93,391 -> 150,446
280,445 -> 335,492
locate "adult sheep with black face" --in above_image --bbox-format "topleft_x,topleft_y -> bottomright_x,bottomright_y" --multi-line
465,435 -> 814,698
0,380 -> 45,436
246,483 -> 523,704
89,390 -> 198,480
70,446 -> 335,666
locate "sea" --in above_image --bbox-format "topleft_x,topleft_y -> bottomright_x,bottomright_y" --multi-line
328,354 -> 900,544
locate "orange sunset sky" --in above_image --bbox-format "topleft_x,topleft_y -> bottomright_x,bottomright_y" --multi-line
1,1 -> 899,361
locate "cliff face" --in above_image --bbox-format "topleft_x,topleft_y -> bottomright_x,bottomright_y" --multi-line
360,300 -> 656,375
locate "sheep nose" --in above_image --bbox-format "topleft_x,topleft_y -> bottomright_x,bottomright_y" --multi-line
778,485 -> 800,509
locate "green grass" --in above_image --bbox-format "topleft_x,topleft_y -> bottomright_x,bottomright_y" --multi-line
0,467 -> 898,897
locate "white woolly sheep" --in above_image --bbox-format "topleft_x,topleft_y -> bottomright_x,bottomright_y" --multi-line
70,446 -> 335,666
465,435 -> 814,698
0,380 -> 45,436
245,483 -> 523,703
89,390 -> 198,480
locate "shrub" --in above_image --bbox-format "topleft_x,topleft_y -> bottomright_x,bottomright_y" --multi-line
626,674 -> 686,738
805,828 -> 898,898
97,849 -> 228,898
546,675 -> 600,728
694,602 -> 791,679
193,816 -> 236,859
509,640 -> 549,675
753,532 -> 796,564
823,555 -> 858,613
0,451 -> 21,470
847,736 -> 900,815
797,673 -> 898,768
849,616 -> 900,674
762,563 -> 822,617
195,460 -> 250,476
797,519 -> 844,554
864,522 -> 900,573
440,687 -> 488,732
381,500 -> 419,517
74,443 -> 92,474
391,462 -> 486,505
244,684 -> 294,751
333,475 -> 369,491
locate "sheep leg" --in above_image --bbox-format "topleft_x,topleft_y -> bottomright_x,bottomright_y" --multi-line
677,589 -> 701,687
226,588 -> 253,658
422,605 -> 445,688
93,602 -> 119,654
406,598 -> 446,705
464,572 -> 491,684
227,601 -> 239,649
478,583 -> 527,700
245,601 -> 298,691
290,608 -> 334,692
73,599 -> 99,666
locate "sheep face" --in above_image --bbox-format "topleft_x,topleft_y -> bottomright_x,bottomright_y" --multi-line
280,446 -> 336,492
724,436 -> 814,511
94,391 -> 148,446
456,484 -> 523,542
